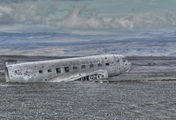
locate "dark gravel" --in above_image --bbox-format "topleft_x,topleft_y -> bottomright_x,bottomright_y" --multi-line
0,81 -> 176,119
0,56 -> 176,119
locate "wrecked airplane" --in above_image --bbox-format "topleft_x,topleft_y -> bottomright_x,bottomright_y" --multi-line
5,55 -> 131,83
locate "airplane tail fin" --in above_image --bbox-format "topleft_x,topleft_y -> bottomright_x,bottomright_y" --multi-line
5,60 -> 17,66
5,67 -> 10,82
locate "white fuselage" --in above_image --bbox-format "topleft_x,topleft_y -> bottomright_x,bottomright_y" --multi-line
5,55 -> 131,83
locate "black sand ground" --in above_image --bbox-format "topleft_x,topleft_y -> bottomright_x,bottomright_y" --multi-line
0,56 -> 176,119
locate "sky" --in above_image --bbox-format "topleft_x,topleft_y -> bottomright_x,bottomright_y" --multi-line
1,0 -> 176,56
0,0 -> 176,33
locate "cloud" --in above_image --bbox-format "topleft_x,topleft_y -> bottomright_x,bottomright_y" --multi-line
0,1 -> 176,31
58,7 -> 176,30
58,7 -> 104,29
0,1 -> 60,25
0,0 -> 90,4
115,11 -> 176,29
0,0 -> 36,4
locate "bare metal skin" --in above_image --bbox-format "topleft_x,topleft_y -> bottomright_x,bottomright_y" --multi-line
5,54 -> 131,83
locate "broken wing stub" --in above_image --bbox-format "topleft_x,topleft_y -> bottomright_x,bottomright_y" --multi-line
50,69 -> 109,82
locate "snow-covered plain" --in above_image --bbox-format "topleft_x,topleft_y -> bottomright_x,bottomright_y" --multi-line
0,31 -> 176,56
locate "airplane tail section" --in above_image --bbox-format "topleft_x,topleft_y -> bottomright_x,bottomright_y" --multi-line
5,67 -> 10,82
5,60 -> 17,66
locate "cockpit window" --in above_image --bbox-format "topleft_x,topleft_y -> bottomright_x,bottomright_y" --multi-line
123,58 -> 126,62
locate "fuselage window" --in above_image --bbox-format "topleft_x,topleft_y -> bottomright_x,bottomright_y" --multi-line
56,68 -> 61,73
81,65 -> 86,69
39,70 -> 43,74
98,63 -> 102,67
106,63 -> 109,66
48,69 -> 52,72
73,66 -> 77,70
90,64 -> 94,68
65,67 -> 69,72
